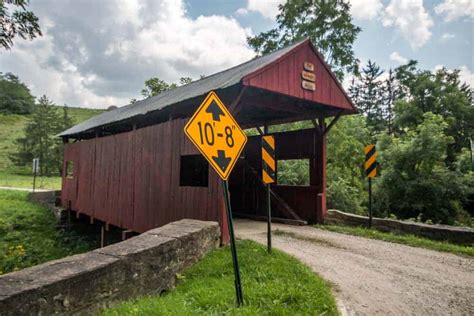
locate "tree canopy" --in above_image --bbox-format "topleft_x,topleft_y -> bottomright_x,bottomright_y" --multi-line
347,60 -> 473,225
140,76 -> 193,99
247,0 -> 361,80
0,0 -> 42,49
0,72 -> 35,114
12,96 -> 75,176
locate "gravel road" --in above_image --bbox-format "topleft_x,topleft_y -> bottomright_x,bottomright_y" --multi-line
234,219 -> 474,315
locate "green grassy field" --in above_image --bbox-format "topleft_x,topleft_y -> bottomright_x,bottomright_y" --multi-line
0,106 -> 102,188
0,172 -> 62,190
315,224 -> 474,257
0,114 -> 27,172
0,190 -> 97,274
103,240 -> 338,315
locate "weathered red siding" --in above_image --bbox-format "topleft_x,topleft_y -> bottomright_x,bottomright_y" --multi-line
61,119 -> 227,240
243,41 -> 353,111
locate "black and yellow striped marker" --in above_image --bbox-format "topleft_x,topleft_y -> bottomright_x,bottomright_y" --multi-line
262,135 -> 276,184
364,144 -> 377,178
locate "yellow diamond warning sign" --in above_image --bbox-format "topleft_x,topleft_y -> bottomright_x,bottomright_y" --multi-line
184,91 -> 247,181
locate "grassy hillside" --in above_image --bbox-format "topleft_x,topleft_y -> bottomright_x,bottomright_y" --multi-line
0,106 -> 103,173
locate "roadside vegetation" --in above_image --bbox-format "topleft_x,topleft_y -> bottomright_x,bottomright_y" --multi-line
315,224 -> 474,258
0,190 -> 96,274
103,240 -> 337,315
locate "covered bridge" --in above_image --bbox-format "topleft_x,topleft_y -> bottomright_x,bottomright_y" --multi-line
59,38 -> 356,242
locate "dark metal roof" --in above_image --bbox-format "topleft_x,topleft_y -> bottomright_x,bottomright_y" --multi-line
59,39 -> 307,137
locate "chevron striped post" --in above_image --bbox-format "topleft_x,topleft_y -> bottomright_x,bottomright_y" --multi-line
262,135 -> 275,253
364,144 -> 377,228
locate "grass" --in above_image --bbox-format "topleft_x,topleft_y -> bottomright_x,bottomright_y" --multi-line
315,224 -> 474,258
0,190 -> 96,274
0,114 -> 27,172
103,240 -> 338,315
0,172 -> 62,190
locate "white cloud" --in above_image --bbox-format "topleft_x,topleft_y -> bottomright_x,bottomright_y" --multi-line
435,0 -> 474,22
0,0 -> 255,108
350,0 -> 383,20
245,0 -> 284,20
389,51 -> 408,64
235,8 -> 248,16
458,66 -> 474,88
382,0 -> 433,49
440,32 -> 455,41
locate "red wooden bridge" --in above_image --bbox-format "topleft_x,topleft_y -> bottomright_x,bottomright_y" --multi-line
59,38 -> 356,242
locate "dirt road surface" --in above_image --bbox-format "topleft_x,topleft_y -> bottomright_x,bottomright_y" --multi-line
234,219 -> 474,315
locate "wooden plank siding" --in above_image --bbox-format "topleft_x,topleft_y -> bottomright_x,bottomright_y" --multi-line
61,119 -> 227,241
243,40 -> 353,111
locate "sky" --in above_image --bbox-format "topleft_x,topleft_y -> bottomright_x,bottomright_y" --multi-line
0,0 -> 473,109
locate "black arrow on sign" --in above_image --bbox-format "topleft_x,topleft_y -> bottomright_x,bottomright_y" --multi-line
206,100 -> 225,121
212,150 -> 231,172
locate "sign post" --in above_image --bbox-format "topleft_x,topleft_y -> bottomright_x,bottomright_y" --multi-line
32,158 -> 39,193
364,145 -> 377,228
184,91 -> 247,306
261,134 -> 275,253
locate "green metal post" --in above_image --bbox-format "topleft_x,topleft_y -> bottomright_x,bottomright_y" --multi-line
267,184 -> 272,253
222,180 -> 244,306
368,178 -> 372,228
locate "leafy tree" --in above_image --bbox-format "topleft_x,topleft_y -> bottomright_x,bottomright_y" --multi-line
0,72 -> 35,114
393,61 -> 474,163
247,0 -> 361,79
140,77 -> 175,98
61,105 -> 74,130
375,113 -> 470,224
349,60 -> 385,133
277,159 -> 310,185
382,68 -> 397,134
326,115 -> 370,214
140,76 -> 194,99
0,0 -> 42,49
179,77 -> 193,85
12,96 -> 71,176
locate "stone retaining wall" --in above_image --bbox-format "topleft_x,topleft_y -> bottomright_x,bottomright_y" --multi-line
325,210 -> 473,245
0,219 -> 220,315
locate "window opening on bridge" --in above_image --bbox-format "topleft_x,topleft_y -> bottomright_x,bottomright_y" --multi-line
180,155 -> 209,187
66,161 -> 74,179
277,159 -> 310,186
